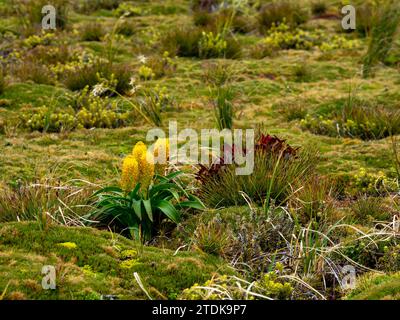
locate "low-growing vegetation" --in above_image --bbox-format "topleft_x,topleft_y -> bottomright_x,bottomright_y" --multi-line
0,0 -> 399,302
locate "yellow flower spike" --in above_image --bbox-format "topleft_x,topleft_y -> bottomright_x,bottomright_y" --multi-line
132,141 -> 147,162
139,152 -> 155,192
153,138 -> 170,175
121,155 -> 139,192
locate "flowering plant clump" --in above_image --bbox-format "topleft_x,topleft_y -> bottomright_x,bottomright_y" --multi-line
300,105 -> 400,140
89,139 -> 204,241
138,65 -> 155,80
199,31 -> 228,58
350,167 -> 398,195
260,22 -> 360,52
181,264 -> 293,300
22,32 -> 56,49
22,85 -> 130,132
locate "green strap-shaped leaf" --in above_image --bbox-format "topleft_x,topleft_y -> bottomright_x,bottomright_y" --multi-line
149,183 -> 178,197
178,200 -> 205,210
142,199 -> 153,222
132,200 -> 142,220
153,199 -> 180,224
92,186 -> 123,197
128,183 -> 141,199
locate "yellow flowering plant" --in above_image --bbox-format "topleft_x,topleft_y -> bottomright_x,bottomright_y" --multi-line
89,140 -> 204,241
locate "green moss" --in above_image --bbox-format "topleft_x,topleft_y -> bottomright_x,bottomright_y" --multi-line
0,222 -> 231,300
0,83 -> 71,110
345,272 -> 400,300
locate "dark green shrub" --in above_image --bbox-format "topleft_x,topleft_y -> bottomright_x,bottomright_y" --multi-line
257,0 -> 310,33
193,10 -> 214,27
311,1 -> 327,16
112,64 -> 132,95
81,22 -> 105,41
190,0 -> 221,12
162,27 -> 203,57
193,8 -> 255,34
74,0 -> 122,14
115,20 -> 136,36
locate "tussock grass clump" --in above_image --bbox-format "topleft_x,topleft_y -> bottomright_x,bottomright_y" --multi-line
301,100 -> 400,140
363,0 -> 400,77
25,44 -> 71,66
351,196 -> 392,224
197,132 -> 316,208
193,218 -> 231,256
276,102 -> 308,122
62,61 -> 131,94
62,63 -> 108,91
14,0 -> 69,34
193,8 -> 255,34
293,62 -> 312,82
161,27 -> 241,59
257,0 -> 309,33
14,60 -> 55,85
355,2 -> 376,36
162,27 -> 203,57
290,176 -> 335,226
74,0 -> 122,14
80,22 -> 105,42
203,61 -> 236,129
0,177 -> 93,225
115,20 -> 136,37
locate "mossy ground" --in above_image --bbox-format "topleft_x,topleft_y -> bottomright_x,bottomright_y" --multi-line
0,0 -> 399,300
0,1 -> 399,185
345,272 -> 400,300
0,222 -> 231,300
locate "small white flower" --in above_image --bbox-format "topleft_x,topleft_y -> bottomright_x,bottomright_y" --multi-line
129,77 -> 136,86
92,83 -> 106,97
137,54 -> 147,64
129,84 -> 141,96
